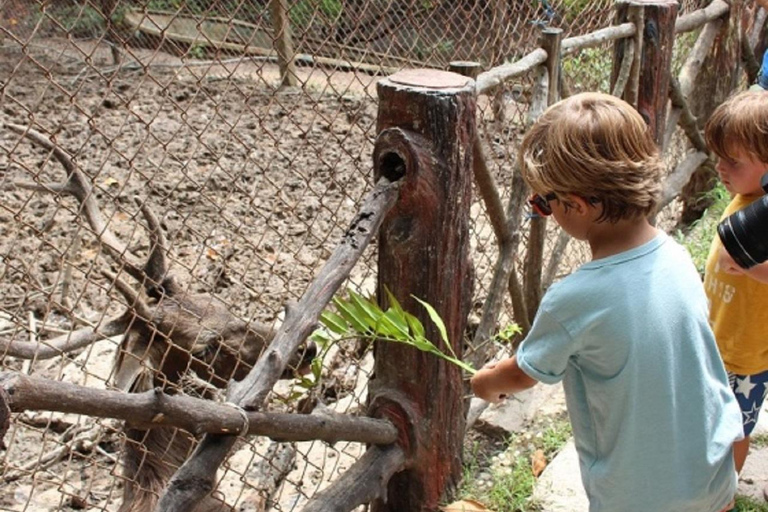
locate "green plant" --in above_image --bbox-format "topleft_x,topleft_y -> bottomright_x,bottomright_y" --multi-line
734,495 -> 768,512
751,432 -> 768,448
562,46 -> 612,93
311,288 -> 477,376
675,183 -> 730,275
457,418 -> 571,512
37,3 -> 106,38
290,0 -> 342,28
187,43 -> 206,60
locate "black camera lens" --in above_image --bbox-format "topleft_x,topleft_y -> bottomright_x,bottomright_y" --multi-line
717,173 -> 768,269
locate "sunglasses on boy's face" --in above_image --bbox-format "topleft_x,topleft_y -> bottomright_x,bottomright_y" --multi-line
528,192 -> 558,217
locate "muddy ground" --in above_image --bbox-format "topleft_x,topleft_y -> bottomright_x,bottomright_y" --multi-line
0,36 -> 393,511
0,35 -> 528,511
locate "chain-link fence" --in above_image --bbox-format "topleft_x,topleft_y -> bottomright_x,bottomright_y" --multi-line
0,0 -> 743,510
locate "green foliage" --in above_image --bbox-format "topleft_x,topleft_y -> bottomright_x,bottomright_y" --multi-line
458,419 -> 572,512
562,47 -> 612,93
187,43 -> 207,60
147,0 -> 187,12
675,183 -> 730,276
558,0 -> 611,23
311,289 -> 477,376
734,495 -> 768,512
290,0 -> 342,28
413,36 -> 455,61
38,3 -> 106,38
494,323 -> 524,345
751,432 -> 768,448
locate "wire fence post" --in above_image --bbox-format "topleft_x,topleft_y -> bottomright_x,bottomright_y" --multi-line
370,68 -> 476,512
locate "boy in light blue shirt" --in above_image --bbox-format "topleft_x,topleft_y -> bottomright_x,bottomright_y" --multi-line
471,93 -> 742,512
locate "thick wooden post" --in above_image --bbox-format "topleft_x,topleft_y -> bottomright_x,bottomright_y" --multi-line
370,69 -> 475,512
611,0 -> 678,145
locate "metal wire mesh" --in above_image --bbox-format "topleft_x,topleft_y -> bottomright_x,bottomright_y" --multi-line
0,0 -> 724,510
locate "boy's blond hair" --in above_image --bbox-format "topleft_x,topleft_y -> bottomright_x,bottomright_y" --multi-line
518,92 -> 663,223
704,90 -> 768,164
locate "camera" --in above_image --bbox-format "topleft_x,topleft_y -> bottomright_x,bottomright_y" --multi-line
717,173 -> 768,269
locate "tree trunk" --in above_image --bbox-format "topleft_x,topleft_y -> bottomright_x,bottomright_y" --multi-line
370,69 -> 476,512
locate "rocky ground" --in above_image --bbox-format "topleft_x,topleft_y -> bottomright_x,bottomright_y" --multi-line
475,383 -> 768,511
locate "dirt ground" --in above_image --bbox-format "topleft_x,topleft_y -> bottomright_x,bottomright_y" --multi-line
0,29 -> 542,510
0,36 -> 394,511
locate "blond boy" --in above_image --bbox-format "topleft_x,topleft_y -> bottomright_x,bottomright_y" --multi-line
472,92 -> 741,512
704,90 -> 768,484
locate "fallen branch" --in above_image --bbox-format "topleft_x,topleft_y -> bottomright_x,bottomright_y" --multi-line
476,49 -> 548,94
0,319 -> 126,359
674,0 -> 729,34
668,77 -> 707,153
562,22 -> 636,56
240,441 -> 297,512
659,151 -> 710,210
0,371 -> 398,445
662,17 -> 721,150
3,423 -> 99,482
301,445 -> 407,512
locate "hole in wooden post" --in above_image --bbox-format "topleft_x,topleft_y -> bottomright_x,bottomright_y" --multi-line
380,152 -> 406,182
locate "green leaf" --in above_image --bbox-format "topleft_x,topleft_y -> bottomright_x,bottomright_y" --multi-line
382,308 -> 410,339
495,323 -> 523,343
412,295 -> 450,344
384,286 -> 405,315
404,311 -> 425,339
320,311 -> 349,335
348,289 -> 381,329
373,310 -> 402,338
333,296 -> 369,334
410,336 -> 435,352
310,330 -> 333,352
311,357 -> 323,380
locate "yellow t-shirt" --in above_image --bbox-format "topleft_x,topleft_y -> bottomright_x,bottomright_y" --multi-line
704,194 -> 768,374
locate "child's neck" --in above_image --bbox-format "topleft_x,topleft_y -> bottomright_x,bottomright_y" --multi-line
587,218 -> 658,261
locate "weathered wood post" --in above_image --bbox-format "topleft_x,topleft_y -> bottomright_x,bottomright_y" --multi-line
269,0 -> 298,87
369,69 -> 475,512
525,27 -> 562,323
611,0 -> 678,145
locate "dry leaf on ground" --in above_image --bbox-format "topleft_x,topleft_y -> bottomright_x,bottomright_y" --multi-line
532,448 -> 547,477
441,498 -> 492,511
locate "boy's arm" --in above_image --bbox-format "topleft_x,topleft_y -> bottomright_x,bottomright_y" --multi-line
717,247 -> 768,283
470,356 -> 538,403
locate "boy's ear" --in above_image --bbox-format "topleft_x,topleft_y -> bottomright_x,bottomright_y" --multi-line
564,194 -> 591,215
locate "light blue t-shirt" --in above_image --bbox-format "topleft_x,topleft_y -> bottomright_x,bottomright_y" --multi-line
517,232 -> 742,512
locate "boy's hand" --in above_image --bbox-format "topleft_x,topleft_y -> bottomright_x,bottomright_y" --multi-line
470,363 -> 508,404
717,247 -> 744,275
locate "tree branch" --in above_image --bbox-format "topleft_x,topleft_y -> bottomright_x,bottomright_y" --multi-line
0,371 -> 398,445
301,445 -> 407,512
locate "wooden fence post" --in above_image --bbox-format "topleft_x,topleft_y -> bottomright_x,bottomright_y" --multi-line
611,0 -> 678,145
370,69 -> 475,512
524,28 -> 562,323
269,0 -> 298,87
